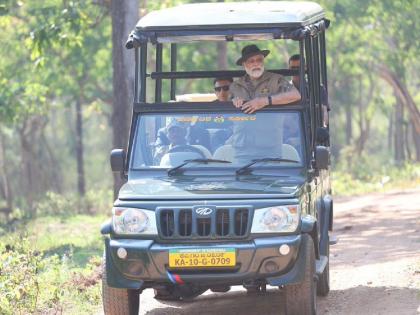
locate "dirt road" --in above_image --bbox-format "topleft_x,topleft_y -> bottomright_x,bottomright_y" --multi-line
133,188 -> 420,314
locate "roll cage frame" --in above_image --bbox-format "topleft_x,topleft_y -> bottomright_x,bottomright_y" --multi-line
124,15 -> 330,175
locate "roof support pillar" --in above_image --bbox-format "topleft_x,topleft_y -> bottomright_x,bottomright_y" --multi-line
155,43 -> 163,102
139,43 -> 148,102
170,44 -> 177,100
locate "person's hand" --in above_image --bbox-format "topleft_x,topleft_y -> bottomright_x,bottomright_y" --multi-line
241,97 -> 267,114
232,97 -> 245,108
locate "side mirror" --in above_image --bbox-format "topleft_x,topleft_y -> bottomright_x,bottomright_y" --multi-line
315,146 -> 329,170
110,149 -> 125,172
316,127 -> 330,145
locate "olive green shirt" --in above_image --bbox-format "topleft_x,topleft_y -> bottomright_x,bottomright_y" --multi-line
230,71 -> 294,100
228,71 -> 292,163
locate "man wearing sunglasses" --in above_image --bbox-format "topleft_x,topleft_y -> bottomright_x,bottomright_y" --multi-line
231,44 -> 301,114
289,54 -> 330,127
213,77 -> 233,102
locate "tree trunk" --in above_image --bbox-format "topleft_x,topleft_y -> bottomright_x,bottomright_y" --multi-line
404,118 -> 411,161
19,116 -> 48,213
388,107 -> 393,152
377,64 -> 420,134
110,0 -> 139,198
345,104 -> 352,145
0,132 -> 12,209
217,42 -> 228,70
394,93 -> 405,164
75,99 -> 85,196
413,122 -> 420,162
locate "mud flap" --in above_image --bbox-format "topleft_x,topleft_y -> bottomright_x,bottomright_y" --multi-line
319,196 -> 332,256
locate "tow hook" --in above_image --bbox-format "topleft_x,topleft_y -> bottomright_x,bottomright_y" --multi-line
244,282 -> 267,293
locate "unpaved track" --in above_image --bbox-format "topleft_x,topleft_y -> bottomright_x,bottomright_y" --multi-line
125,188 -> 420,315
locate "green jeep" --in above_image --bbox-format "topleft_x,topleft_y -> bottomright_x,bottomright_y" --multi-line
101,2 -> 334,314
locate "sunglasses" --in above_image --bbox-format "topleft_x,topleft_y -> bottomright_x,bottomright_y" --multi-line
214,85 -> 230,92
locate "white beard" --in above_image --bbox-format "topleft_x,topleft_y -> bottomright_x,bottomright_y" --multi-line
245,65 -> 264,79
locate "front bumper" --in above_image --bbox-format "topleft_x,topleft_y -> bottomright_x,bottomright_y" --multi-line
104,235 -> 308,289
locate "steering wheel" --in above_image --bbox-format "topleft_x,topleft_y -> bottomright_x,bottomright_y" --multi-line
167,145 -> 206,158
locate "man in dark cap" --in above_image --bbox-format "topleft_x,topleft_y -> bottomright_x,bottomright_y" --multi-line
153,120 -> 188,164
231,44 -> 301,114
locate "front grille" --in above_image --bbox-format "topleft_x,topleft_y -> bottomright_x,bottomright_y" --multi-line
157,207 -> 250,239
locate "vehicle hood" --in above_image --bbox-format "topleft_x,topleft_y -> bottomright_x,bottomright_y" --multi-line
118,173 -> 305,200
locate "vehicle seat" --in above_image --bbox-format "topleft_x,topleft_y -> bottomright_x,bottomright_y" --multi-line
213,144 -> 234,161
210,129 -> 232,153
160,152 -> 203,167
212,144 -> 300,162
282,144 -> 301,162
191,145 -> 212,159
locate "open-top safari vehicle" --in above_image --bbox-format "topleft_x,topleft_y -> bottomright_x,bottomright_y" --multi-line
101,2 -> 333,314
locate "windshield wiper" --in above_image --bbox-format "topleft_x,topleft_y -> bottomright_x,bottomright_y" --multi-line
235,157 -> 299,175
168,159 -> 232,176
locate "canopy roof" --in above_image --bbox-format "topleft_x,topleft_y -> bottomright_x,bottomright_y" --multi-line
127,1 -> 327,46
136,1 -> 325,31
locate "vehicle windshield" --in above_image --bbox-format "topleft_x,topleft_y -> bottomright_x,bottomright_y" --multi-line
131,111 -> 304,170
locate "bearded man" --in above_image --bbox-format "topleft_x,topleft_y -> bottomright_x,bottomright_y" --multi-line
231,45 -> 301,114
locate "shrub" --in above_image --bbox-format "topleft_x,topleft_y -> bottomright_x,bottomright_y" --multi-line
0,237 -> 45,314
333,156 -> 420,196
0,236 -> 102,314
35,189 -> 113,216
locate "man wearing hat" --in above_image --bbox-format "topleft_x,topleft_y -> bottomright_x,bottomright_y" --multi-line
226,45 -> 301,163
231,44 -> 301,114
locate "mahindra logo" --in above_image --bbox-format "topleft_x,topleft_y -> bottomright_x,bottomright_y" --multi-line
195,207 -> 213,216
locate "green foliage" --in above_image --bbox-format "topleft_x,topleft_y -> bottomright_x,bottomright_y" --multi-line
333,153 -> 420,196
35,189 -> 113,216
0,238 -> 43,314
0,214 -> 105,314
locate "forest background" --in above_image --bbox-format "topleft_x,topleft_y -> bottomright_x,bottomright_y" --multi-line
0,0 -> 419,314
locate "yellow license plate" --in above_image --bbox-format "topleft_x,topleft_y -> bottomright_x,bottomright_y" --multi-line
169,248 -> 236,268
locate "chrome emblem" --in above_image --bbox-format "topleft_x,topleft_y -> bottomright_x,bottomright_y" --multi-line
195,207 -> 213,216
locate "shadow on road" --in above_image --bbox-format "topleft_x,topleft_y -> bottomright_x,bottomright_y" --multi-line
143,288 -> 287,315
141,285 -> 419,315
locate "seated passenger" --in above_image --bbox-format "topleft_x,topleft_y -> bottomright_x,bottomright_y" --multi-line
213,77 -> 233,102
187,124 -> 211,151
228,45 -> 300,163
212,78 -> 234,151
231,44 -> 301,114
289,54 -> 330,127
153,120 -> 187,164
186,78 -> 234,153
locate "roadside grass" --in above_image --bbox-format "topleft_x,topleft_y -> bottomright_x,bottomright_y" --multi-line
333,161 -> 420,197
0,214 -> 106,315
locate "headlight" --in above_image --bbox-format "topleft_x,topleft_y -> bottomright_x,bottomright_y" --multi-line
112,207 -> 158,235
251,205 -> 299,233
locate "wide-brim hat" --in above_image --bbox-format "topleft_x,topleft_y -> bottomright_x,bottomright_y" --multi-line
236,44 -> 270,66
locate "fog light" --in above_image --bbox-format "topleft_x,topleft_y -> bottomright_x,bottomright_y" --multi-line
264,260 -> 279,273
117,247 -> 128,259
279,244 -> 290,255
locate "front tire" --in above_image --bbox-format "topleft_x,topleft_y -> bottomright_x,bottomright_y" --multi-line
284,234 -> 317,315
102,257 -> 140,315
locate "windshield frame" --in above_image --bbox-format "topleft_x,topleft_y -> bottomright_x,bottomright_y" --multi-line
129,107 -> 307,173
